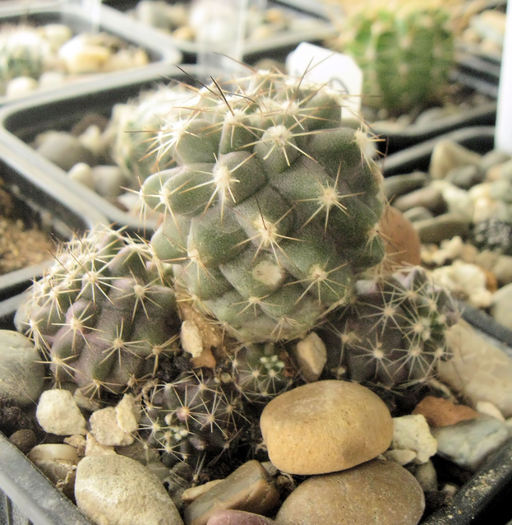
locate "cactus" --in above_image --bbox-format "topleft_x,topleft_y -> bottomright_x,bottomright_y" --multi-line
15,226 -> 181,400
141,368 -> 246,468
0,26 -> 45,91
338,1 -> 454,114
140,70 -> 386,344
321,266 -> 458,388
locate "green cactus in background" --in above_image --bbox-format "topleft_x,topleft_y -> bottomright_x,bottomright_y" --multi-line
15,226 -> 181,400
0,26 -> 45,89
321,266 -> 458,388
141,70 -> 386,344
340,1 -> 455,114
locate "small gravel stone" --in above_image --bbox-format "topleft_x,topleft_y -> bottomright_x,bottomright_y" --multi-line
476,401 -> 505,421
393,186 -> 445,214
68,162 -> 94,189
403,206 -> 434,222
75,454 -> 183,524
446,165 -> 485,189
207,510 -> 275,525
184,460 -> 279,525
438,320 -> 512,417
36,131 -> 94,171
410,460 -> 438,493
433,416 -> 509,471
291,332 -> 326,382
92,165 -> 125,199
481,151 -> 512,175
383,172 -> 428,201
430,140 -> 481,180
413,396 -> 478,427
275,459 -> 425,525
0,330 -> 45,406
260,380 -> 393,475
490,283 -> 512,330
89,406 -> 134,446
36,389 -> 87,436
115,394 -> 140,434
9,429 -> 37,453
389,414 -> 437,464
414,213 -> 471,243
491,254 -> 512,285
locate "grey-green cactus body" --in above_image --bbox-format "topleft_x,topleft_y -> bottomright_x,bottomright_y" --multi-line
323,266 -> 458,388
15,227 -> 180,399
141,71 -> 386,343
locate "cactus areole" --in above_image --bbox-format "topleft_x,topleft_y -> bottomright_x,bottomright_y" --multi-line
141,70 -> 386,343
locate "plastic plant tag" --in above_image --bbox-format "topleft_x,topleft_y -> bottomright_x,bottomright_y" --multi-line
286,42 -> 363,116
496,0 -> 511,153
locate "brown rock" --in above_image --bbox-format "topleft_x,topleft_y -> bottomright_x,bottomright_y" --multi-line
260,380 -> 393,475
378,206 -> 421,271
184,460 -> 279,525
275,459 -> 425,525
207,510 -> 275,525
413,396 -> 479,427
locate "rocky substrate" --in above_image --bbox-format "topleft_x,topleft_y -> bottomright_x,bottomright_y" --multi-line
384,140 -> 512,332
2,316 -> 512,525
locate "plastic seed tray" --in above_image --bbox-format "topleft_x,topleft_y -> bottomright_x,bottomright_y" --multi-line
0,0 -> 182,105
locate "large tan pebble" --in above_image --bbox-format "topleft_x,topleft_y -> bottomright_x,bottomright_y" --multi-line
275,459 -> 425,525
260,380 -> 393,475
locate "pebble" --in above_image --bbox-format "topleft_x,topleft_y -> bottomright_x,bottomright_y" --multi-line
413,396 -> 478,427
259,380 -> 393,475
414,213 -> 471,243
430,140 -> 481,180
476,400 -> 505,421
275,459 -> 425,525
383,172 -> 428,201
92,165 -> 126,199
115,394 -> 140,434
207,510 -> 275,525
291,332 -> 327,382
491,254 -> 512,285
446,165 -> 484,189
85,432 -> 116,457
490,283 -> 512,330
438,320 -> 512,417
36,131 -> 95,171
68,162 -> 95,189
431,261 -> 493,308
5,76 -> 38,98
392,186 -> 445,214
389,414 -> 438,464
403,206 -> 434,222
433,416 -> 509,471
89,406 -> 135,446
433,180 -> 474,221
410,460 -> 438,493
184,460 -> 279,525
481,150 -> 511,174
0,330 -> 45,406
9,429 -> 37,454
486,158 -> 512,182
75,454 -> 183,524
36,389 -> 87,436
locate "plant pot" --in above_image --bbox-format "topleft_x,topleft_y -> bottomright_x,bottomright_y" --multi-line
0,138 -> 106,323
102,0 -> 336,64
0,65 -> 214,235
0,0 -> 182,105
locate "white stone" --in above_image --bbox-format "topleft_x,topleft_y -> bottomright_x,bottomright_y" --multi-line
89,407 -> 134,446
85,433 -> 116,457
292,332 -> 327,382
36,389 -> 87,436
6,76 -> 38,98
438,320 -> 512,417
75,455 -> 183,525
384,449 -> 417,466
181,319 -> 203,358
433,180 -> 474,221
390,414 -> 437,464
116,394 -> 140,434
490,283 -> 512,330
476,401 -> 505,421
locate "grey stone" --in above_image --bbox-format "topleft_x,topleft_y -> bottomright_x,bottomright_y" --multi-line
490,283 -> 512,330
275,459 -> 425,525
8,429 -> 37,454
0,330 -> 45,406
36,131 -> 94,171
430,140 -> 481,180
403,206 -> 434,223
92,165 -> 125,199
414,213 -> 471,243
480,150 -> 511,174
433,416 -> 509,471
446,165 -> 484,189
383,172 -> 428,201
75,455 -> 183,524
68,162 -> 94,189
393,186 -> 446,213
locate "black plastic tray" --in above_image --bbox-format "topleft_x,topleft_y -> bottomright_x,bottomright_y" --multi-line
0,0 -> 182,105
102,0 -> 336,63
0,65 -> 215,235
0,138 -> 106,318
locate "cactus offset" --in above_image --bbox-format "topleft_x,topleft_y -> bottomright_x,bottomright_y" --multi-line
141,70 -> 386,343
322,266 -> 458,388
338,1 -> 454,114
15,226 -> 180,400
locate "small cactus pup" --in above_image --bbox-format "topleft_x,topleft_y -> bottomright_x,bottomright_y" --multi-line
321,266 -> 458,389
15,226 -> 180,401
333,0 -> 455,115
141,69 -> 386,344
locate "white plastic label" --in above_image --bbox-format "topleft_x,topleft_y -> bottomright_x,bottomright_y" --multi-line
286,42 -> 363,115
